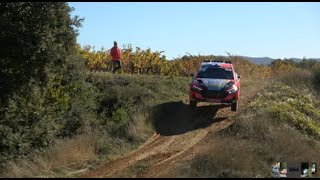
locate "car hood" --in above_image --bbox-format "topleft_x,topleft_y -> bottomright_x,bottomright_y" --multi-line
198,78 -> 231,91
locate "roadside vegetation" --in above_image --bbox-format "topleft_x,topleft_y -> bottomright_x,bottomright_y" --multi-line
175,65 -> 320,178
1,2 -> 320,178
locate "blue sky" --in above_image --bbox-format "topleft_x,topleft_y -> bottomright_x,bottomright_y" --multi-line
68,2 -> 320,60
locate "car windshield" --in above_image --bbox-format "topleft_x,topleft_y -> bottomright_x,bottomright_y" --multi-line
196,66 -> 234,79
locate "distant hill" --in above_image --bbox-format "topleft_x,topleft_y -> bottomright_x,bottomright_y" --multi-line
176,55 -> 320,65
240,56 -> 275,65
240,56 -> 320,65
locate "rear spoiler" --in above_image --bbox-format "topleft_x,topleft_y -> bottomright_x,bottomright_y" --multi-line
202,60 -> 232,64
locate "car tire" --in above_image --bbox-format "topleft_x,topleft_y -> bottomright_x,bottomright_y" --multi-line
190,100 -> 197,108
231,102 -> 237,111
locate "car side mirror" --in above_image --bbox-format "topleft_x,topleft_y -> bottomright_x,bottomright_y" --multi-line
238,75 -> 241,79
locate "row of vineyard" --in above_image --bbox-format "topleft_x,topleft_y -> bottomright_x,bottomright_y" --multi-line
78,45 -> 272,80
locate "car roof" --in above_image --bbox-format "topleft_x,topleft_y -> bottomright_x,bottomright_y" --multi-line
200,60 -> 233,69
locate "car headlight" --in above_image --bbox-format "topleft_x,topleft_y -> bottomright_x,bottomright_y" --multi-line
192,79 -> 204,92
225,81 -> 238,94
192,85 -> 203,91
224,81 -> 234,89
227,85 -> 238,93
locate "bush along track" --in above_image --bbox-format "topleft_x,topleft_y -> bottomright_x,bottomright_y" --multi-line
80,77 -> 267,178
173,70 -> 320,178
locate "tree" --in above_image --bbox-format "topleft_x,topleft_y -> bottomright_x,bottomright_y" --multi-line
0,2 -> 97,164
0,2 -> 83,102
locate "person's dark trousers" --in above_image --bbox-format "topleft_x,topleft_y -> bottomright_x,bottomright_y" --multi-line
129,62 -> 134,74
112,60 -> 121,74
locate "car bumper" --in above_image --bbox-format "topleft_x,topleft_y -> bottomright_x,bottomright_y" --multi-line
189,90 -> 238,103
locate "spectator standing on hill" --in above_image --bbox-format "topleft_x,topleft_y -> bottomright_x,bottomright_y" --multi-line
110,41 -> 122,74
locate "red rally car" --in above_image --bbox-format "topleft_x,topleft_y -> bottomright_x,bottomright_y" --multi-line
189,60 -> 241,111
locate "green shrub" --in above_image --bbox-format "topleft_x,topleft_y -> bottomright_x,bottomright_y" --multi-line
177,70 -> 320,178
314,69 -> 320,87
0,3 -> 98,166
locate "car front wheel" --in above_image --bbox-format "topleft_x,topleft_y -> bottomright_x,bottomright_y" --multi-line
231,102 -> 238,111
190,100 -> 197,108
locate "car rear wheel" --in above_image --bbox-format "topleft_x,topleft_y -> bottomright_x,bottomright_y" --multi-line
190,100 -> 197,108
231,102 -> 238,111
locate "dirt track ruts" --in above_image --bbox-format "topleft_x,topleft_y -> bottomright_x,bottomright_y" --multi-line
81,80 -> 264,178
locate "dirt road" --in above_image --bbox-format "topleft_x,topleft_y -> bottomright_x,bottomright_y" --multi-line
81,80 -> 264,178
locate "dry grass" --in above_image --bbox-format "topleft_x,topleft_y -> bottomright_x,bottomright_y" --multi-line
175,84 -> 320,178
176,136 -> 269,178
1,109 -> 153,178
2,134 -> 96,178
233,109 -> 320,163
126,109 -> 152,142
276,68 -> 314,91
176,111 -> 320,177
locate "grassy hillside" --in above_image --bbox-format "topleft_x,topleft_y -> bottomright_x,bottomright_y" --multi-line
175,69 -> 320,178
0,72 -> 191,178
4,2 -> 320,179
3,62 -> 320,178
